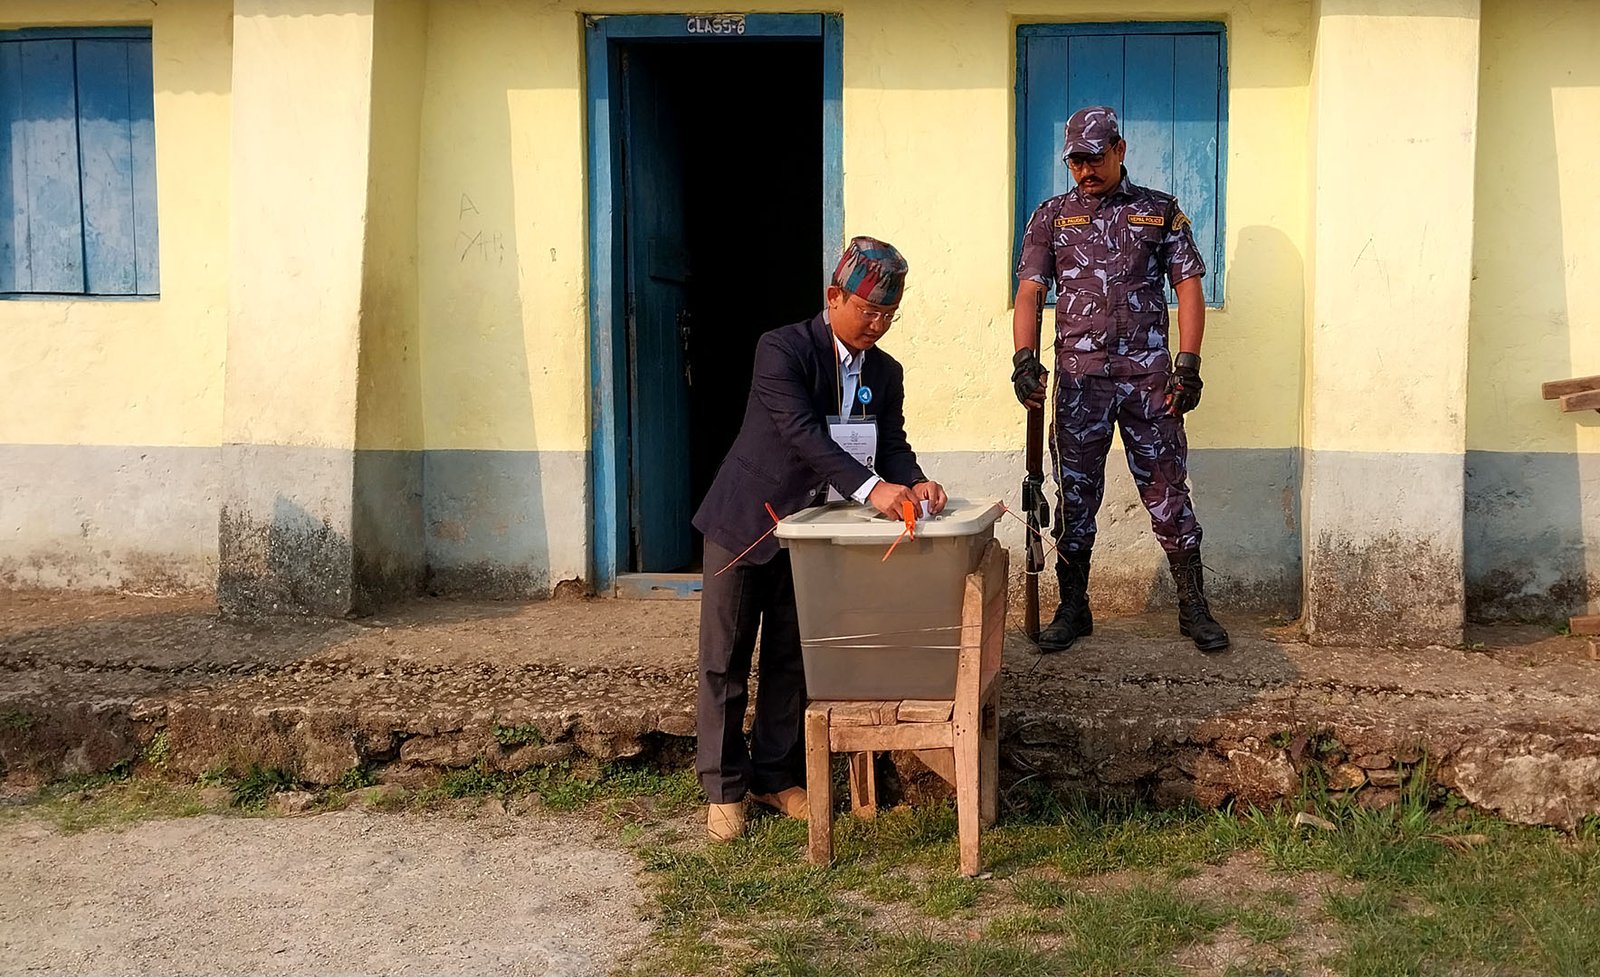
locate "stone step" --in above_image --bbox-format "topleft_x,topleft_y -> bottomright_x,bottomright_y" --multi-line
4,593 -> 1599,828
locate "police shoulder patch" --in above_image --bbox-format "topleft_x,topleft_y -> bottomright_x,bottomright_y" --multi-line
1055,214 -> 1091,227
1172,209 -> 1192,232
1127,214 -> 1165,227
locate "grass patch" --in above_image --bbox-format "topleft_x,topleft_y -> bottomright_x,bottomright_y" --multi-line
142,731 -> 173,771
1233,907 -> 1295,944
229,765 -> 299,809
0,710 -> 36,732
0,774 -> 208,834
621,783 -> 1600,977
333,765 -> 378,792
492,722 -> 544,748
421,759 -> 701,814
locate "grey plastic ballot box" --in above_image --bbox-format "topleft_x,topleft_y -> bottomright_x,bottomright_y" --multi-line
775,499 -> 1003,700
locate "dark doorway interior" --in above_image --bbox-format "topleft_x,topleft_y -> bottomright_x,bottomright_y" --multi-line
619,41 -> 823,573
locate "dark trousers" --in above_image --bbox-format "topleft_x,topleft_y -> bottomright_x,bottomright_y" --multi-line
1050,370 -> 1202,554
696,538 -> 808,804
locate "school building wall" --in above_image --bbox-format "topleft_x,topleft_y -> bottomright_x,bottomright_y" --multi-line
0,0 -> 1594,642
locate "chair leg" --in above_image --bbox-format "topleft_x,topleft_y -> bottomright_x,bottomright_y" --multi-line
980,692 -> 1000,829
953,713 -> 982,877
805,708 -> 833,866
848,752 -> 877,820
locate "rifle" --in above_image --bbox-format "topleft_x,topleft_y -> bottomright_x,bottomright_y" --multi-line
1022,298 -> 1048,641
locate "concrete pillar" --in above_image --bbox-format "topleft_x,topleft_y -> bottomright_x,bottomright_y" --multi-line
1302,0 -> 1481,644
220,0 -> 425,616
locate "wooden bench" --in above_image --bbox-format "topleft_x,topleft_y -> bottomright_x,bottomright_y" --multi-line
804,539 -> 1006,877
1541,374 -> 1600,414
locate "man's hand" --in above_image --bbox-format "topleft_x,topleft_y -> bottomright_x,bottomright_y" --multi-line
1011,349 -> 1049,409
1168,351 -> 1204,416
911,480 -> 948,515
868,480 -> 917,518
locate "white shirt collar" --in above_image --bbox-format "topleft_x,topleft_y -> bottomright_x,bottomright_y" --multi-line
833,334 -> 862,372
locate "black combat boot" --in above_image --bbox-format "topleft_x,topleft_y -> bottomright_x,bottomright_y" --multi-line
1037,551 -> 1092,653
1168,550 -> 1230,652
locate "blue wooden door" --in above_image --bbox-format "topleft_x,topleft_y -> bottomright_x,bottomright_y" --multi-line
621,50 -> 693,572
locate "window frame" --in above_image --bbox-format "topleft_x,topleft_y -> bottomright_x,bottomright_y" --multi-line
1014,20 -> 1229,308
0,25 -> 159,301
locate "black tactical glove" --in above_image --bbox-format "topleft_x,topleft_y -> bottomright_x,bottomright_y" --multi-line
1011,348 -> 1048,406
1169,351 -> 1204,415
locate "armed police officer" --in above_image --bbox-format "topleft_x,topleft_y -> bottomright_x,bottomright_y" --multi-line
1010,106 -> 1229,654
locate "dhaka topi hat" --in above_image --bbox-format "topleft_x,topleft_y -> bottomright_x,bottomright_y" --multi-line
831,236 -> 908,306
1063,105 -> 1121,161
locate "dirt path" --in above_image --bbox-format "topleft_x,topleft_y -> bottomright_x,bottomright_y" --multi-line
0,810 -> 651,977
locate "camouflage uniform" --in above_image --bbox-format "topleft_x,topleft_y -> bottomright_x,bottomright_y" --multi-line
1016,166 -> 1207,555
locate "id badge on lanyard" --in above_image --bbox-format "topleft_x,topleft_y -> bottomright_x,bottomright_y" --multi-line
826,415 -> 877,503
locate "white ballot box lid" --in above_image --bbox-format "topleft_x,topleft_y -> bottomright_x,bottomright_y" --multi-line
775,498 -> 1003,545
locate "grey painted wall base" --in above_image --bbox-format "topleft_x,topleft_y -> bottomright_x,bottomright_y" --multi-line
1303,450 -> 1466,646
218,444 -> 363,618
0,444 -> 220,592
9,443 -> 1598,634
1466,450 -> 1600,622
922,448 -> 1302,614
218,445 -> 425,618
421,449 -> 588,599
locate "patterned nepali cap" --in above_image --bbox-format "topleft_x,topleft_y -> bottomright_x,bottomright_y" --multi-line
1062,105 -> 1121,161
831,236 -> 908,306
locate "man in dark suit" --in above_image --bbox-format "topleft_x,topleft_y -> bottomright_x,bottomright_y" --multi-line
692,237 -> 948,841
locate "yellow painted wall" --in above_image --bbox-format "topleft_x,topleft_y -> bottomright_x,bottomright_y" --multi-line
416,0 -> 593,453
0,0 -> 230,448
356,0 -> 427,452
224,0 -> 375,450
1305,0 -> 1481,457
1468,0 -> 1600,454
415,0 -> 1312,455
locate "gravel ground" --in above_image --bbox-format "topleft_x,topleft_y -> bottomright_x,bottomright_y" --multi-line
0,809 -> 651,977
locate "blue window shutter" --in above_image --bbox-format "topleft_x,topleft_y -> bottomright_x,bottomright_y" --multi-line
1172,33 -> 1221,305
1,30 -> 157,297
127,40 -> 158,295
0,38 -> 86,293
1017,24 -> 1226,305
77,39 -> 139,294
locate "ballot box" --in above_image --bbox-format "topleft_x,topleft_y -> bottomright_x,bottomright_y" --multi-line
775,499 -> 1004,700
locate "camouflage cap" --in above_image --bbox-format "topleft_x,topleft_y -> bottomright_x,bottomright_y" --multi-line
831,236 -> 908,306
1062,105 -> 1121,161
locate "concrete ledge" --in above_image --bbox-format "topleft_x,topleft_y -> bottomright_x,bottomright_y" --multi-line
4,592 -> 1598,828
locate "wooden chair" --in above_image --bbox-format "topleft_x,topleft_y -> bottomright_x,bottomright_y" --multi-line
804,539 -> 1007,877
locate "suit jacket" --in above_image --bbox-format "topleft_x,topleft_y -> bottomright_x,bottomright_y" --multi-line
693,312 -> 926,565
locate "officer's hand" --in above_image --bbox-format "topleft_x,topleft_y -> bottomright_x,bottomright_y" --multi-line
911,480 -> 948,515
1168,352 -> 1204,416
1011,349 -> 1049,409
868,481 -> 917,519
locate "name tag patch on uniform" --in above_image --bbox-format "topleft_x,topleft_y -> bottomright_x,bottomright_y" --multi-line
1127,214 -> 1166,227
1054,215 -> 1091,228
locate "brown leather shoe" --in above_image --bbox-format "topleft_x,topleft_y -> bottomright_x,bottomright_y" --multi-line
748,787 -> 808,821
706,802 -> 746,842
